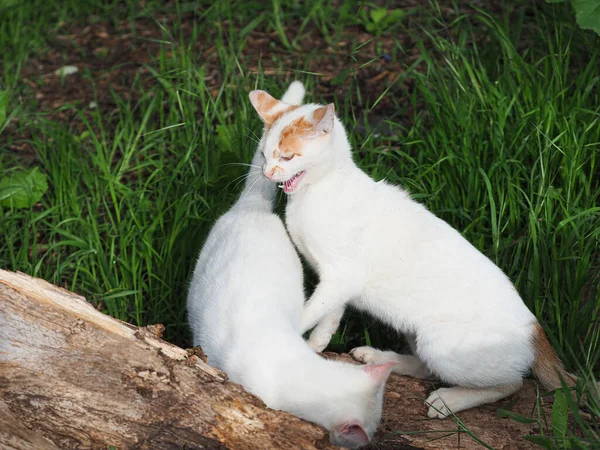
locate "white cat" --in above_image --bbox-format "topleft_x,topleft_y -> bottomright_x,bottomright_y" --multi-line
187,82 -> 393,448
248,86 -> 576,418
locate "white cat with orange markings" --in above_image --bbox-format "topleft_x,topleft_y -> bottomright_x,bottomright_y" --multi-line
188,82 -> 394,448
248,83 -> 576,418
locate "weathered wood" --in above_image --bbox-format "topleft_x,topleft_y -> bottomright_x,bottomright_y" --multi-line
0,270 -> 335,450
0,269 -> 557,450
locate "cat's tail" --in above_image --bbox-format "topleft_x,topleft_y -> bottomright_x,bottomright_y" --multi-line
281,81 -> 305,106
531,323 -> 577,390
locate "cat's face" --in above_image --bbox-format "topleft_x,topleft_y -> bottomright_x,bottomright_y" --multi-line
249,90 -> 335,193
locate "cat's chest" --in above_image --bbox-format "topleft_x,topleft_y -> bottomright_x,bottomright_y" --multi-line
285,192 -> 349,251
288,194 -> 324,231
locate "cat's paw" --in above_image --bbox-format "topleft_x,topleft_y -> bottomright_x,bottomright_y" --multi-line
425,388 -> 456,419
349,346 -> 381,364
307,337 -> 329,353
306,322 -> 335,352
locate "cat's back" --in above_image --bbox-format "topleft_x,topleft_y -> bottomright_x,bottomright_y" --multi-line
187,206 -> 304,365
361,180 -> 535,324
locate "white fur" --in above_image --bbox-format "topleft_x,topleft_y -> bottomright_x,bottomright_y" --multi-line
280,80 -> 305,105
187,83 -> 391,447
257,100 -> 539,417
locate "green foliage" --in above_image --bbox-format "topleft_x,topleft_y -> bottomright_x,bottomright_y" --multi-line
0,167 -> 48,208
573,0 -> 600,33
522,387 -> 597,449
359,5 -> 408,34
0,89 -> 23,137
552,390 -> 569,446
523,435 -> 558,448
547,0 -> 600,35
0,89 -> 17,136
497,408 -> 537,424
0,90 -> 8,125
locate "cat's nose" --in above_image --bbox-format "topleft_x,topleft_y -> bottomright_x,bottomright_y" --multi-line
263,166 -> 283,180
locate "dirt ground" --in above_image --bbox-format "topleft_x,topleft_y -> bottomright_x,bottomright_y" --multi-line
4,0 -> 507,162
323,352 -> 570,450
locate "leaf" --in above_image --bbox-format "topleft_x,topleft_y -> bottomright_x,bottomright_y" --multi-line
240,12 -> 265,37
103,289 -> 140,300
370,8 -> 387,24
523,435 -> 556,449
572,0 -> 600,35
365,22 -> 377,33
545,0 -> 600,35
0,90 -> 8,124
497,408 -> 537,424
552,390 -> 569,440
0,167 -> 48,208
385,8 -> 406,24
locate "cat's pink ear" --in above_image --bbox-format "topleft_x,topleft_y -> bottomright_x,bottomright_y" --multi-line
334,420 -> 369,448
312,103 -> 335,135
364,361 -> 395,385
249,90 -> 289,125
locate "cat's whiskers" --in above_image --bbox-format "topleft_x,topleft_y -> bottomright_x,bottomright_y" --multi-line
245,173 -> 264,195
220,162 -> 261,169
244,128 -> 261,145
219,172 -> 253,195
233,172 -> 256,193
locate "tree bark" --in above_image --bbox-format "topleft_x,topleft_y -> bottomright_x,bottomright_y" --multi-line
0,269 -> 555,450
0,270 -> 335,450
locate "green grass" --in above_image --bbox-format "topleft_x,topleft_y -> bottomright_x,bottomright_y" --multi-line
1,0 -> 599,447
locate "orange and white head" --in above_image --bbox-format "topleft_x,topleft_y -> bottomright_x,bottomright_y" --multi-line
248,89 -> 338,194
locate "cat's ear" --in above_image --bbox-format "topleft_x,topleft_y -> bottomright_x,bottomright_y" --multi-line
311,103 -> 335,135
249,90 -> 289,126
333,420 -> 369,448
363,361 -> 395,385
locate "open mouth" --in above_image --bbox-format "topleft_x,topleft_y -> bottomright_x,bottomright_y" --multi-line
279,170 -> 306,193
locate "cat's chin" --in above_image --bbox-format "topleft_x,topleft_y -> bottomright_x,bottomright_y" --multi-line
280,170 -> 306,194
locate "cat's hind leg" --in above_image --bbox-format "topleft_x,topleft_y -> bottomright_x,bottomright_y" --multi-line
350,347 -> 433,379
416,322 -> 531,417
425,382 -> 522,418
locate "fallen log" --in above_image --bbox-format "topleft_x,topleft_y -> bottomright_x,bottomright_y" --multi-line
0,270 -> 335,450
0,270 -> 554,450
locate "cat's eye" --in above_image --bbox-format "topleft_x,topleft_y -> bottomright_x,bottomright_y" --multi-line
281,154 -> 295,161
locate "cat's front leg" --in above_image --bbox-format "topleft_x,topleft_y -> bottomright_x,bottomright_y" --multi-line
306,307 -> 345,352
300,278 -> 358,334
